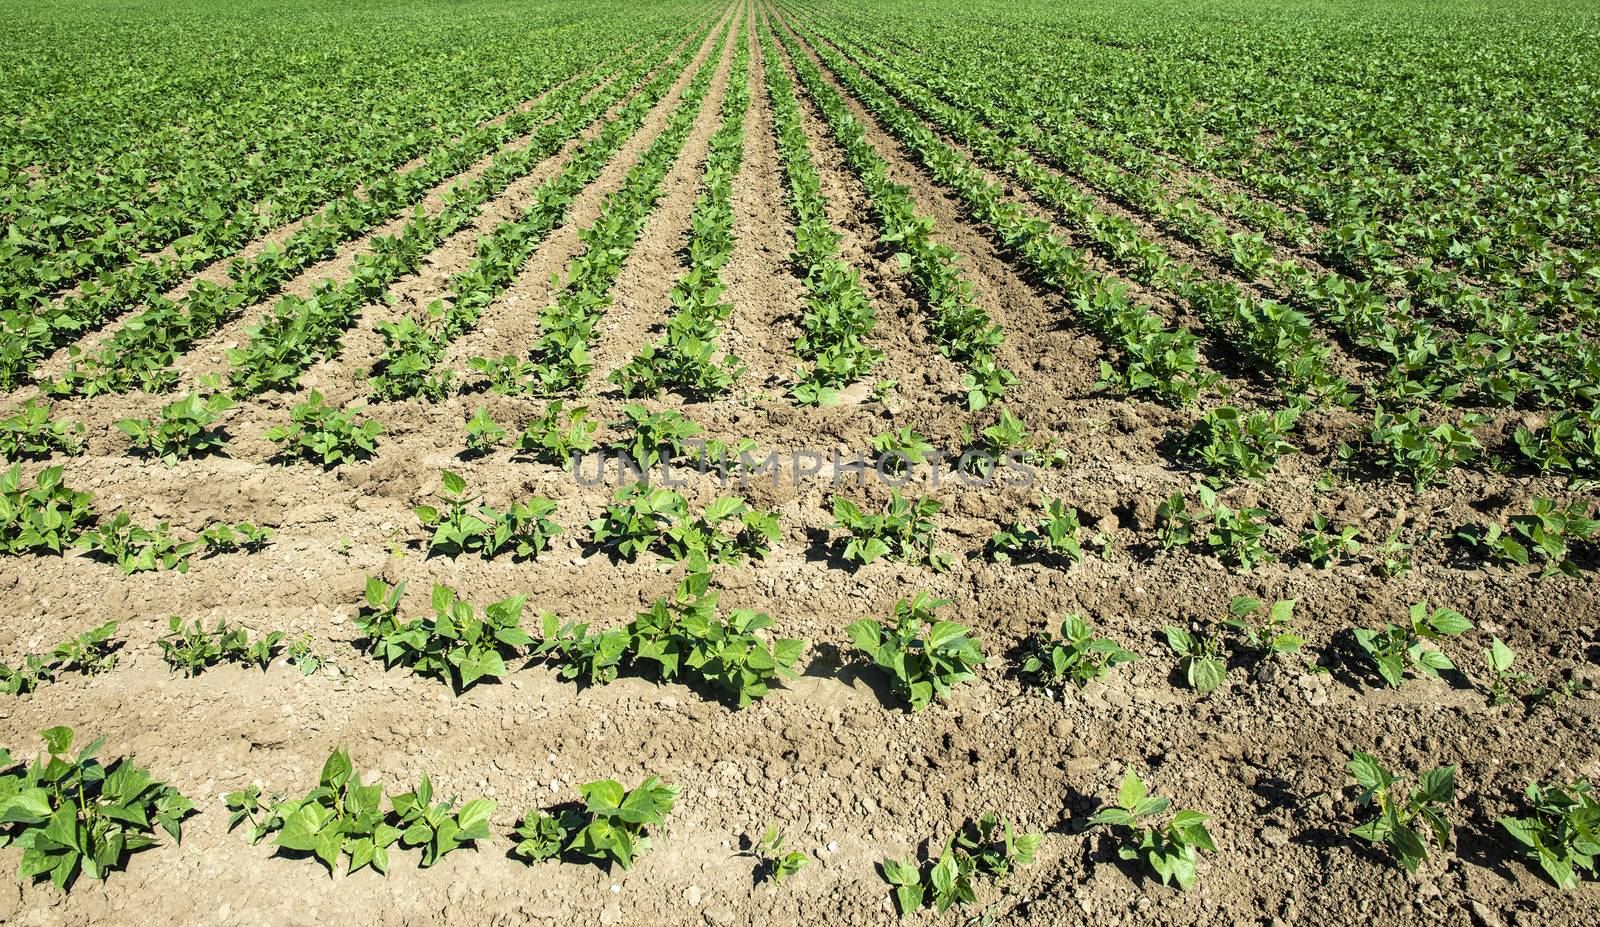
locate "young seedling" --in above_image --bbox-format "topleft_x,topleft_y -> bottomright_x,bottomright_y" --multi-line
611,404 -> 702,470
1347,752 -> 1456,873
0,464 -> 96,554
1166,598 -> 1300,695
1164,625 -> 1227,696
198,521 -> 275,554
158,617 -> 280,675
0,726 -> 193,890
1,653 -> 50,695
463,406 -> 507,455
1353,602 -> 1474,687
960,407 -> 1033,477
990,497 -> 1085,565
49,621 -> 120,676
535,614 -> 630,689
355,580 -> 533,693
233,748 -> 392,876
1178,404 -> 1300,481
1459,498 -> 1599,579
1499,779 -> 1599,889
118,392 -> 233,463
847,592 -> 983,711
74,514 -> 200,574
880,814 -> 1040,916
659,495 -> 780,565
389,772 -> 497,867
1300,513 -> 1361,567
265,390 -> 382,468
511,778 -> 679,871
1222,596 -> 1305,659
1483,637 -> 1532,706
831,491 -> 951,571
871,426 -> 935,475
745,824 -> 809,884
1157,484 -> 1276,570
588,482 -> 686,561
0,399 -> 82,460
1362,406 -> 1484,491
515,400 -> 597,466
1479,637 -> 1586,710
414,470 -> 561,560
1088,772 -> 1215,890
1372,528 -> 1413,578
1019,614 -> 1136,693
284,635 -> 329,677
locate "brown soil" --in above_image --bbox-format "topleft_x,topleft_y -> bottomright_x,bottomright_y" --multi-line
1,2 -> 1596,926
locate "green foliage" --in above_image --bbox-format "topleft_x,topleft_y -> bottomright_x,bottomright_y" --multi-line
1179,404 -> 1299,480
1157,484 -> 1275,570
1515,409 -> 1600,477
1359,406 -> 1484,491
847,592 -> 983,711
264,390 -> 381,467
1222,596 -> 1305,657
0,726 -> 192,890
1479,637 -> 1588,709
197,520 -> 275,554
1088,771 -> 1215,890
0,464 -> 96,554
511,777 -> 678,871
1459,498 -> 1598,579
1164,625 -> 1228,696
1347,752 -> 1456,873
1353,601 -> 1473,687
960,407 -> 1033,476
389,773 -> 496,868
747,825 -> 809,884
355,579 -> 533,692
414,469 -> 561,560
463,406 -> 507,454
225,747 -> 494,876
47,621 -> 120,676
2,621 -> 119,695
1371,528 -> 1414,578
514,400 -> 597,466
588,483 -> 776,565
0,400 -> 82,461
881,814 -> 1040,916
1499,780 -> 1600,889
588,481 -> 685,561
990,497 -> 1085,564
871,427 -> 935,474
830,491 -> 950,571
534,616 -> 629,688
74,514 -> 198,574
660,495 -> 780,565
158,617 -> 283,676
611,404 -> 702,470
117,393 -> 233,463
537,565 -> 802,707
1300,512 -> 1361,567
1019,614 -> 1136,692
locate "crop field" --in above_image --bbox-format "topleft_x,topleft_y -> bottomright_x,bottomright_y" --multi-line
2,0 -> 1599,923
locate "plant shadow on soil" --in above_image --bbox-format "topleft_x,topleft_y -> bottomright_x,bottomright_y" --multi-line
798,641 -> 902,710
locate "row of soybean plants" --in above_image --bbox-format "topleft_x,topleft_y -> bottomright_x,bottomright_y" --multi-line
790,0 -> 1600,424
0,4 -> 709,391
776,5 -> 1600,492
3,567 -> 1595,897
